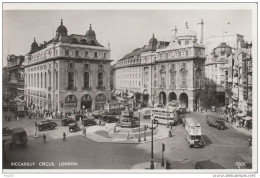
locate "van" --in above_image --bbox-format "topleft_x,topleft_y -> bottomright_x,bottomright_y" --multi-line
206,115 -> 226,130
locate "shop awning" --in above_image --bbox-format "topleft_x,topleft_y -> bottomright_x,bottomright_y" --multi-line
243,116 -> 252,121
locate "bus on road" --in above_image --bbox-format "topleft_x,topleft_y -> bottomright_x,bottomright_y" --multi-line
184,117 -> 202,148
104,100 -> 127,115
151,107 -> 176,126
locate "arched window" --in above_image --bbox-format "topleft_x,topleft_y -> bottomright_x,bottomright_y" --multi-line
76,50 -> 79,57
178,51 -> 181,57
84,72 -> 90,89
37,73 -> 39,88
48,72 -> 51,89
44,72 -> 47,89
98,72 -> 103,87
56,72 -> 58,90
94,52 -> 98,58
34,73 -> 36,87
170,71 -> 176,89
28,74 -> 30,87
40,73 -> 42,88
85,51 -> 88,57
160,72 -> 166,88
68,71 -> 74,90
181,70 -> 188,88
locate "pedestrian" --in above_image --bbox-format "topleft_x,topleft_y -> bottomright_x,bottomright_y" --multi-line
99,117 -> 101,126
43,134 -> 46,142
63,132 -> 66,141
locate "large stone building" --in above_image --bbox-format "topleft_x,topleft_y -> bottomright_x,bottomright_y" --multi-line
6,55 -> 25,99
23,20 -> 112,112
113,22 -> 206,111
205,42 -> 233,107
205,33 -> 244,57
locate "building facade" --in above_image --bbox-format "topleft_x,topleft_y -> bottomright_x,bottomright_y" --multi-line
6,55 -> 25,99
205,33 -> 244,57
227,42 -> 252,116
113,22 -> 206,111
205,42 -> 233,107
23,20 -> 112,112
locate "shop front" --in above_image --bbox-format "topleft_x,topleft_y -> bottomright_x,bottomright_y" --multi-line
64,94 -> 78,111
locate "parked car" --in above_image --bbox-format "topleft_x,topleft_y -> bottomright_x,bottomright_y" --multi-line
206,115 -> 226,130
38,120 -> 57,131
69,122 -> 80,132
3,127 -> 12,136
102,115 -> 119,123
116,117 -> 139,128
82,118 -> 97,126
61,118 -> 75,126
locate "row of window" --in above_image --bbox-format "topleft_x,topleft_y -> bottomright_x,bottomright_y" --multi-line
26,71 -> 58,90
64,49 -> 107,59
67,71 -> 104,90
30,48 -> 108,62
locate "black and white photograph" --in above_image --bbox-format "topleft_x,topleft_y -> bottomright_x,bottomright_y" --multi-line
1,2 -> 257,174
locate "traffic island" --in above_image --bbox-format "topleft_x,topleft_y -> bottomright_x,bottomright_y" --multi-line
84,123 -> 174,144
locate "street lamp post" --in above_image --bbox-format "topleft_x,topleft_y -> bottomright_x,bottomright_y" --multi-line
138,109 -> 141,142
149,113 -> 158,169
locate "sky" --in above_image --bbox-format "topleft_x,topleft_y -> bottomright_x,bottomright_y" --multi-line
3,8 -> 253,67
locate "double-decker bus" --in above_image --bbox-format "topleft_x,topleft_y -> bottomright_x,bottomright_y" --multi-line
151,107 -> 176,126
184,118 -> 202,148
104,100 -> 127,115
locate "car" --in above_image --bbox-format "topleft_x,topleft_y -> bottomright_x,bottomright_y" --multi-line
69,122 -> 80,132
102,115 -> 119,123
38,120 -> 57,131
82,118 -> 97,126
61,118 -> 75,126
116,117 -> 139,128
3,127 -> 12,136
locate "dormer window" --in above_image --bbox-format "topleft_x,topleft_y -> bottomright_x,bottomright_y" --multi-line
75,50 -> 79,57
185,40 -> 189,45
85,51 -> 88,57
94,52 -> 98,58
104,53 -> 106,59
